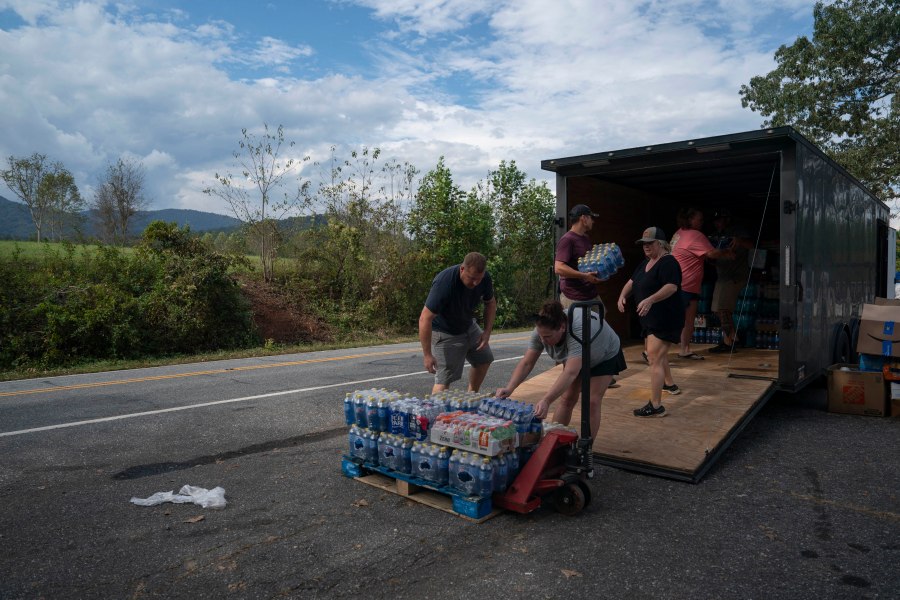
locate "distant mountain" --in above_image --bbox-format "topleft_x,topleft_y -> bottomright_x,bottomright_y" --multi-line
0,195 -> 243,240
0,196 -> 35,239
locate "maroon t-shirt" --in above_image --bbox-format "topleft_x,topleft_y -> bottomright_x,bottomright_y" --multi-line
555,230 -> 597,300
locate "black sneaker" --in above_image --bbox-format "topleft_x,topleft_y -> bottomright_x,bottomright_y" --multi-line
663,383 -> 681,395
633,401 -> 666,417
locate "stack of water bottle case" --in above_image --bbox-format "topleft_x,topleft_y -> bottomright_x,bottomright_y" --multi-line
344,388 -> 570,499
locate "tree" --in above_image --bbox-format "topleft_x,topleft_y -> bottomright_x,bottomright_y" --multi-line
3,153 -> 51,241
407,156 -> 494,276
204,124 -> 311,282
739,0 -> 900,202
475,160 -> 556,325
40,168 -> 84,241
93,157 -> 148,244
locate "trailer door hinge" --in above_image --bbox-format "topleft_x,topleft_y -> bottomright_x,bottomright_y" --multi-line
781,316 -> 794,330
783,200 -> 796,214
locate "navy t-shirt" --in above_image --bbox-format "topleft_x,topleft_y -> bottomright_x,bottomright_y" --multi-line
631,254 -> 684,332
425,265 -> 494,335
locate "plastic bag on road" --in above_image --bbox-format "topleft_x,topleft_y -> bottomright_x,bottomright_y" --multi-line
130,485 -> 226,509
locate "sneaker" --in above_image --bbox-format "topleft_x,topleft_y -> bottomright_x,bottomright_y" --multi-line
633,401 -> 666,417
663,383 -> 681,395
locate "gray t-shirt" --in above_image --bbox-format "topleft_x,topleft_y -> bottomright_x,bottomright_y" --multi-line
528,310 -> 620,367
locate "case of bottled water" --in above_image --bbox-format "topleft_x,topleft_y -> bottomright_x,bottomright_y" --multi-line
576,243 -> 625,281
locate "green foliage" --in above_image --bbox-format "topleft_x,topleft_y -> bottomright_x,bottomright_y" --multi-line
408,157 -> 495,276
739,0 -> 900,201
476,161 -> 556,327
0,223 -> 257,370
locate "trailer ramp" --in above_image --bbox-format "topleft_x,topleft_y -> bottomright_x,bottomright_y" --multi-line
511,344 -> 777,483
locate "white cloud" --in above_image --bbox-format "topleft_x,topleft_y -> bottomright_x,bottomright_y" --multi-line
0,0 -> 817,216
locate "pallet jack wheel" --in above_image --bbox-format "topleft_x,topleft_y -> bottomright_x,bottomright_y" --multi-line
576,480 -> 592,507
553,483 -> 586,516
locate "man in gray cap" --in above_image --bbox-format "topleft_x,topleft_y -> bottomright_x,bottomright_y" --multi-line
555,204 -> 603,310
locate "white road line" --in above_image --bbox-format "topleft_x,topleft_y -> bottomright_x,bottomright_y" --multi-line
0,356 -> 524,438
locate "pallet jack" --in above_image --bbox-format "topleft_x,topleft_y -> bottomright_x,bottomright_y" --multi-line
493,300 -> 602,516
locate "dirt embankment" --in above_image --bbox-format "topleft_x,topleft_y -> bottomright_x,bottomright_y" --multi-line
236,276 -> 330,344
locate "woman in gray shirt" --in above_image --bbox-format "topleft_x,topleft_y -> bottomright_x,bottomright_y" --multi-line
496,300 -> 625,440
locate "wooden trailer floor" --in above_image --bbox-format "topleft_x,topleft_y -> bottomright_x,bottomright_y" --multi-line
509,343 -> 779,482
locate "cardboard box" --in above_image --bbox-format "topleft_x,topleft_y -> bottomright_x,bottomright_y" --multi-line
826,364 -> 888,417
856,304 -> 900,358
891,384 -> 900,417
873,297 -> 900,306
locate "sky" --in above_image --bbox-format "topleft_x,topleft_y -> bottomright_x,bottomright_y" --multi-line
0,0 -> 818,217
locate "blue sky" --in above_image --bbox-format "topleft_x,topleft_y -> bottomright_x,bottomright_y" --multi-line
0,0 -> 817,215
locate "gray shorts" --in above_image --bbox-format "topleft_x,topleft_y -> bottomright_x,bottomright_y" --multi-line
712,279 -> 743,313
432,322 -> 494,385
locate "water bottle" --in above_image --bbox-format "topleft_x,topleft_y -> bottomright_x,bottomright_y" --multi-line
495,454 -> 509,493
424,444 -> 439,483
348,424 -> 359,456
410,441 -> 421,476
448,451 -> 460,491
398,437 -> 412,474
437,446 -> 450,487
378,433 -> 392,470
343,393 -> 355,426
377,399 -> 390,433
365,429 -> 378,464
507,448 -> 520,481
366,396 -> 380,432
478,458 -> 495,498
354,394 -> 368,428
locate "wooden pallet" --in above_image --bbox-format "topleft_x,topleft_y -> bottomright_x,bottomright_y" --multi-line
341,458 -> 503,523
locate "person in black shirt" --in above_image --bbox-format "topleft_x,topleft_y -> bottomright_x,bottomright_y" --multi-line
617,227 -> 684,417
418,252 -> 496,393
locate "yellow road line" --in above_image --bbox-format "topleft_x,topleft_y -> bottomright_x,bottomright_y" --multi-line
0,336 -> 531,398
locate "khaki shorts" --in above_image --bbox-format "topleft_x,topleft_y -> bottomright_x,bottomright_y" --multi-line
712,280 -> 743,313
432,321 -> 494,386
560,293 -> 604,313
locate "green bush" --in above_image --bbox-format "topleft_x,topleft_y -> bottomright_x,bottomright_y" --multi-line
0,223 -> 258,370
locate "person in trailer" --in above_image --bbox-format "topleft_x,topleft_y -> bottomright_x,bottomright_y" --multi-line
617,226 -> 683,417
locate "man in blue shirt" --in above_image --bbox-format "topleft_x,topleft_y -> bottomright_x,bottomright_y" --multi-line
418,252 -> 497,393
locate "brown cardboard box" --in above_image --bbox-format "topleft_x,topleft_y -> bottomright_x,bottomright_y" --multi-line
891,383 -> 900,417
856,304 -> 900,358
873,297 -> 900,306
826,364 -> 888,417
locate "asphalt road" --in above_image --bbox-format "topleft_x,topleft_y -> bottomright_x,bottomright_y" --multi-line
1,333 -> 898,599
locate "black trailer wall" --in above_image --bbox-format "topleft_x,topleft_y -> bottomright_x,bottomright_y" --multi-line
781,140 -> 889,387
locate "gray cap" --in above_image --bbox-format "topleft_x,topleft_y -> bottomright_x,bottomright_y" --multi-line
636,226 -> 666,244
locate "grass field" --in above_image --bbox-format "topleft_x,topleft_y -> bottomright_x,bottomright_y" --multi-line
0,240 -> 140,260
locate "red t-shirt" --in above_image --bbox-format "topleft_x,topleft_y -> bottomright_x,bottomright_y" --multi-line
555,230 -> 596,300
670,228 -> 714,294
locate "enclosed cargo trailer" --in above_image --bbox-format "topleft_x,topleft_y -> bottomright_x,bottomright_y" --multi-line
534,126 -> 891,481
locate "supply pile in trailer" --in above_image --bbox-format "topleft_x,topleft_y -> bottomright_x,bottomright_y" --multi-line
340,388 -> 567,521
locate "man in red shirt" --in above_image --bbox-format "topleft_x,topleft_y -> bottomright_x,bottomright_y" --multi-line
555,204 -> 603,309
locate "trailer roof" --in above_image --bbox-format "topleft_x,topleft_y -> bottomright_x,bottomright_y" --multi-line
541,126 -> 883,206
